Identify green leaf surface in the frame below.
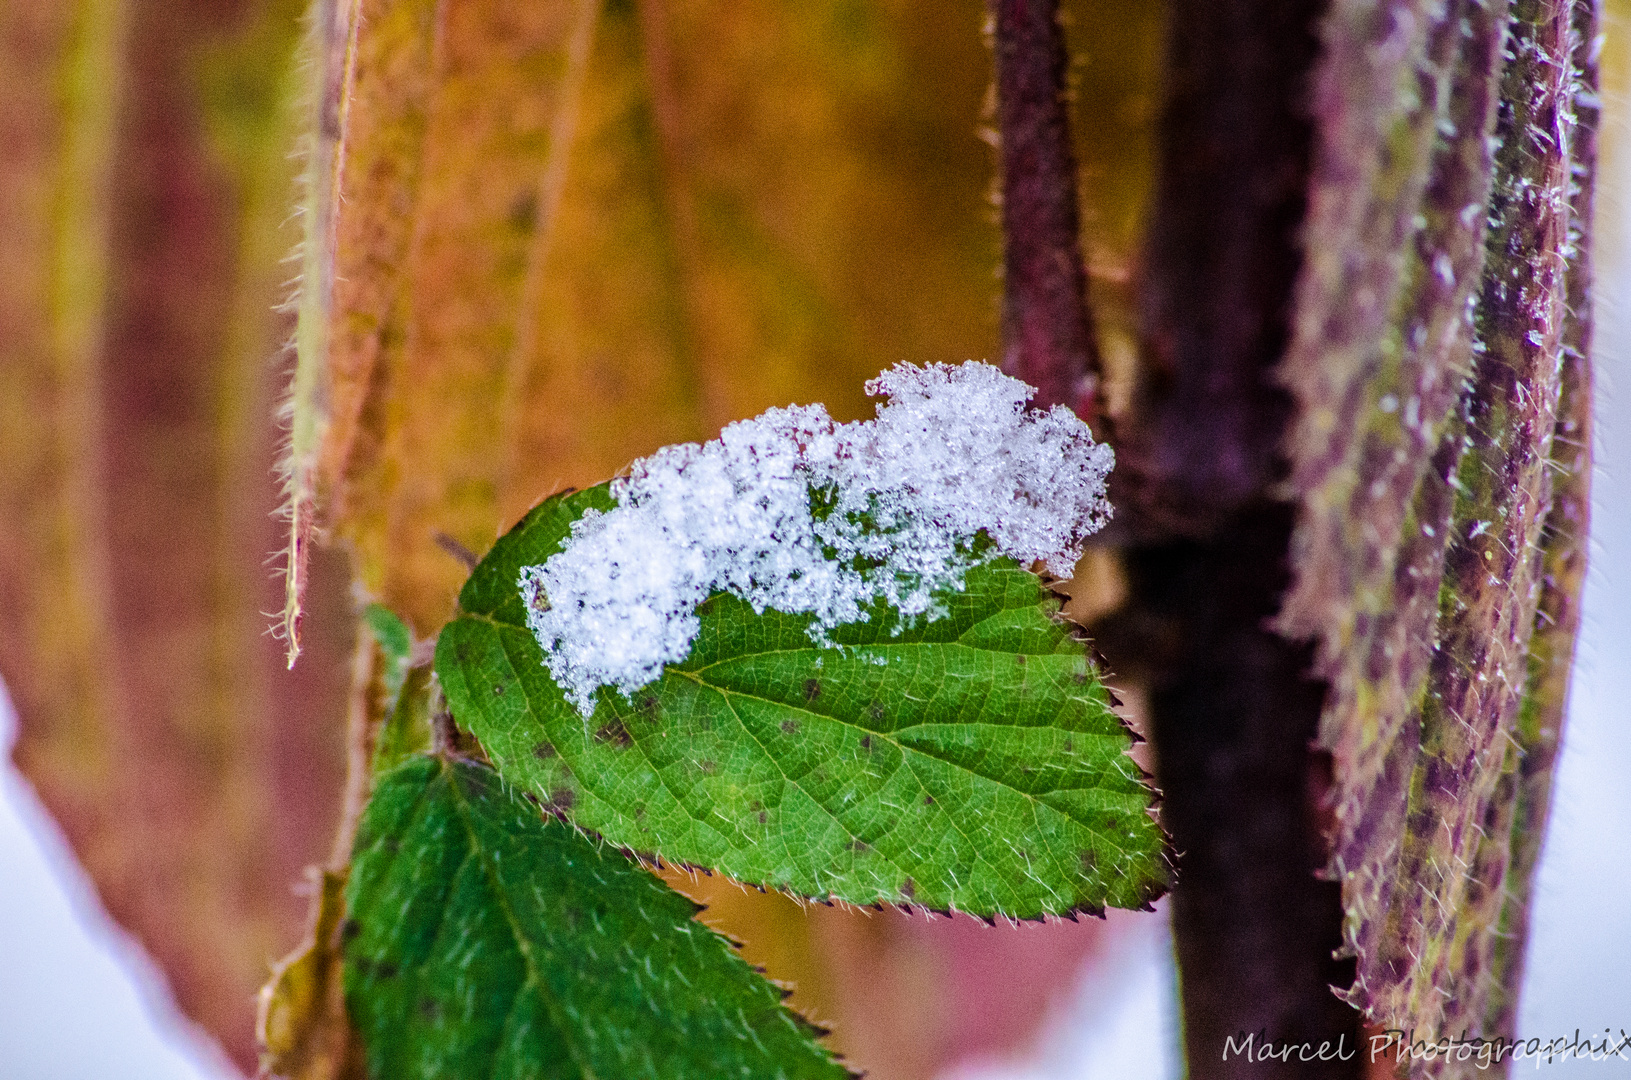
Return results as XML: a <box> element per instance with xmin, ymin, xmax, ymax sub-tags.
<box><xmin>345</xmin><ymin>754</ymin><xmax>850</xmax><ymax>1080</ymax></box>
<box><xmin>364</xmin><ymin>602</ymin><xmax>414</xmax><ymax>703</ymax></box>
<box><xmin>371</xmin><ymin>663</ymin><xmax>433</xmax><ymax>777</ymax></box>
<box><xmin>436</xmin><ymin>486</ymin><xmax>1167</xmax><ymax>918</ymax></box>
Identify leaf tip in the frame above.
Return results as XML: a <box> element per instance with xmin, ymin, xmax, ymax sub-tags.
<box><xmin>276</xmin><ymin>489</ymin><xmax>312</xmax><ymax>669</ymax></box>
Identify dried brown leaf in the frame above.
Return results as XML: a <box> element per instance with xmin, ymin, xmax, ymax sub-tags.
<box><xmin>302</xmin><ymin>0</ymin><xmax>1009</xmax><ymax>636</ymax></box>
<box><xmin>0</xmin><ymin>0</ymin><xmax>353</xmax><ymax>1069</ymax></box>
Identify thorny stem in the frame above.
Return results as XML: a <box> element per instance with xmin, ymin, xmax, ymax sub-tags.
<box><xmin>989</xmin><ymin>0</ymin><xmax>1102</xmax><ymax>424</ymax></box>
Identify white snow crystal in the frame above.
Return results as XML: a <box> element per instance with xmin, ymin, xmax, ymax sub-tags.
<box><xmin>520</xmin><ymin>361</ymin><xmax>1114</xmax><ymax>715</ymax></box>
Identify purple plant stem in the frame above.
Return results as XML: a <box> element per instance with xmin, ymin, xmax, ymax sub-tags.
<box><xmin>990</xmin><ymin>0</ymin><xmax>1099</xmax><ymax>419</ymax></box>
<box><xmin>1090</xmin><ymin>1</ymin><xmax>1362</xmax><ymax>1075</ymax></box>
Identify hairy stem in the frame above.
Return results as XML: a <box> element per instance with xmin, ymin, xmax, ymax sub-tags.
<box><xmin>989</xmin><ymin>0</ymin><xmax>1100</xmax><ymax>421</ymax></box>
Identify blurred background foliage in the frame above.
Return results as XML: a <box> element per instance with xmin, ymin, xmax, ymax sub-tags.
<box><xmin>0</xmin><ymin>0</ymin><xmax>1165</xmax><ymax>1076</ymax></box>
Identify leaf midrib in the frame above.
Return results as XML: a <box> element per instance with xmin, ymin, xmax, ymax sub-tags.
<box><xmin>442</xmin><ymin>762</ymin><xmax>599</xmax><ymax>1080</ymax></box>
<box><xmin>681</xmin><ymin>671</ymin><xmax>1144</xmax><ymax>869</ymax></box>
<box><xmin>450</xmin><ymin>541</ymin><xmax>1156</xmax><ymax>911</ymax></box>
<box><xmin>466</xmin><ymin>604</ymin><xmax>1142</xmax><ymax>886</ymax></box>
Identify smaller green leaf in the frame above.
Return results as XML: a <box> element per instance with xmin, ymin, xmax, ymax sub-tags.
<box><xmin>363</xmin><ymin>602</ymin><xmax>414</xmax><ymax>702</ymax></box>
<box><xmin>370</xmin><ymin>664</ymin><xmax>433</xmax><ymax>776</ymax></box>
<box><xmin>344</xmin><ymin>755</ymin><xmax>851</xmax><ymax>1080</ymax></box>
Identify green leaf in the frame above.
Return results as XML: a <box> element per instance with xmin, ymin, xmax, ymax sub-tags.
<box><xmin>371</xmin><ymin>663</ymin><xmax>433</xmax><ymax>777</ymax></box>
<box><xmin>345</xmin><ymin>754</ymin><xmax>850</xmax><ymax>1080</ymax></box>
<box><xmin>364</xmin><ymin>602</ymin><xmax>414</xmax><ymax>703</ymax></box>
<box><xmin>364</xmin><ymin>602</ymin><xmax>413</xmax><ymax>666</ymax></box>
<box><xmin>436</xmin><ymin>486</ymin><xmax>1167</xmax><ymax>918</ymax></box>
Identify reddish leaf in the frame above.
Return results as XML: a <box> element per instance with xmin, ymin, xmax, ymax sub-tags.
<box><xmin>0</xmin><ymin>1</ymin><xmax>353</xmax><ymax>1069</ymax></box>
<box><xmin>1279</xmin><ymin>0</ymin><xmax>1595</xmax><ymax>1056</ymax></box>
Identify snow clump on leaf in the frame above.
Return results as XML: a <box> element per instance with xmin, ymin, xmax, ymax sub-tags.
<box><xmin>520</xmin><ymin>360</ymin><xmax>1114</xmax><ymax>715</ymax></box>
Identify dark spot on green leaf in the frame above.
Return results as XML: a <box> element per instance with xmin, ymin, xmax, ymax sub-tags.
<box><xmin>780</xmin><ymin>719</ymin><xmax>799</xmax><ymax>734</ymax></box>
<box><xmin>922</xmin><ymin>794</ymin><xmax>935</xmax><ymax>805</ymax></box>
<box><xmin>533</xmin><ymin>741</ymin><xmax>556</xmax><ymax>760</ymax></box>
<box><xmin>900</xmin><ymin>878</ymin><xmax>916</xmax><ymax>900</ymax></box>
<box><xmin>848</xmin><ymin>839</ymin><xmax>870</xmax><ymax>853</ymax></box>
<box><xmin>340</xmin><ymin>918</ymin><xmax>360</xmax><ymax>942</ymax></box>
<box><xmin>415</xmin><ymin>996</ymin><xmax>440</xmax><ymax>1021</ymax></box>
<box><xmin>867</xmin><ymin>702</ymin><xmax>885</xmax><ymax>722</ymax></box>
<box><xmin>1072</xmin><ymin>671</ymin><xmax>1089</xmax><ymax>685</ymax></box>
<box><xmin>1015</xmin><ymin>654</ymin><xmax>1027</xmax><ymax>665</ymax></box>
<box><xmin>758</xmin><ymin>811</ymin><xmax>769</xmax><ymax>824</ymax></box>
<box><xmin>595</xmin><ymin>720</ymin><xmax>632</xmax><ymax>747</ymax></box>
<box><xmin>546</xmin><ymin>789</ymin><xmax>576</xmax><ymax>814</ymax></box>
<box><xmin>803</xmin><ymin>679</ymin><xmax>821</xmax><ymax>701</ymax></box>
<box><xmin>860</xmin><ymin>735</ymin><xmax>873</xmax><ymax>751</ymax></box>
<box><xmin>1080</xmin><ymin>848</ymin><xmax>1098</xmax><ymax>874</ymax></box>
<box><xmin>698</xmin><ymin>759</ymin><xmax>718</xmax><ymax>775</ymax></box>
<box><xmin>493</xmin><ymin>682</ymin><xmax>506</xmax><ymax>696</ymax></box>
